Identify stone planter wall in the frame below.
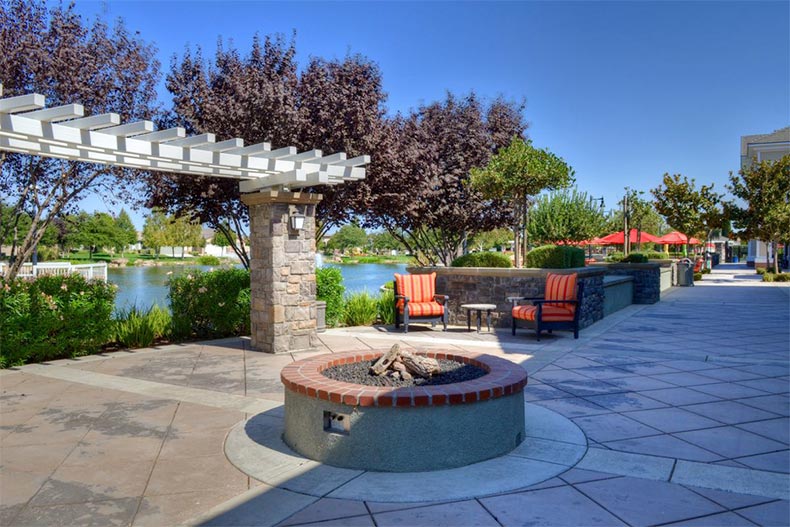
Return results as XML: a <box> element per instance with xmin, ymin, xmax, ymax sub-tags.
<box><xmin>406</xmin><ymin>267</ymin><xmax>605</xmax><ymax>329</ymax></box>
<box><xmin>595</xmin><ymin>262</ymin><xmax>664</xmax><ymax>304</ymax></box>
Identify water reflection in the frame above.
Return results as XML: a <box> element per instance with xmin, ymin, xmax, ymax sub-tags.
<box><xmin>108</xmin><ymin>261</ymin><xmax>409</xmax><ymax>311</ymax></box>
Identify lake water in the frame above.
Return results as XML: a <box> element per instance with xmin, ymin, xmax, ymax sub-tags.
<box><xmin>107</xmin><ymin>261</ymin><xmax>408</xmax><ymax>310</ymax></box>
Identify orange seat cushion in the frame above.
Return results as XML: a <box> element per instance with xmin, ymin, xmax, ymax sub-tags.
<box><xmin>395</xmin><ymin>273</ymin><xmax>437</xmax><ymax>312</ymax></box>
<box><xmin>545</xmin><ymin>273</ymin><xmax>578</xmax><ymax>311</ymax></box>
<box><xmin>399</xmin><ymin>301</ymin><xmax>445</xmax><ymax>317</ymax></box>
<box><xmin>512</xmin><ymin>304</ymin><xmax>575</xmax><ymax>322</ymax></box>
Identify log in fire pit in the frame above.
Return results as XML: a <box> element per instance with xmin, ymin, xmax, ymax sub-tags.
<box><xmin>280</xmin><ymin>346</ymin><xmax>528</xmax><ymax>472</ymax></box>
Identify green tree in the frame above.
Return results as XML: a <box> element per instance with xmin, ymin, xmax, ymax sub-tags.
<box><xmin>114</xmin><ymin>209</ymin><xmax>138</xmax><ymax>257</ymax></box>
<box><xmin>212</xmin><ymin>224</ymin><xmax>236</xmax><ymax>247</ymax></box>
<box><xmin>727</xmin><ymin>155</ymin><xmax>790</xmax><ymax>273</ymax></box>
<box><xmin>470</xmin><ymin>137</ymin><xmax>575</xmax><ymax>267</ymax></box>
<box><xmin>469</xmin><ymin>228</ymin><xmax>513</xmax><ymax>252</ymax></box>
<box><xmin>651</xmin><ymin>174</ymin><xmax>721</xmax><ymax>256</ymax></box>
<box><xmin>527</xmin><ymin>189</ymin><xmax>608</xmax><ymax>246</ymax></box>
<box><xmin>69</xmin><ymin>212</ymin><xmax>121</xmax><ymax>260</ymax></box>
<box><xmin>165</xmin><ymin>214</ymin><xmax>203</xmax><ymax>258</ymax></box>
<box><xmin>327</xmin><ymin>224</ymin><xmax>368</xmax><ymax>253</ymax></box>
<box><xmin>369</xmin><ymin>230</ymin><xmax>404</xmax><ymax>254</ymax></box>
<box><xmin>142</xmin><ymin>210</ymin><xmax>169</xmax><ymax>259</ymax></box>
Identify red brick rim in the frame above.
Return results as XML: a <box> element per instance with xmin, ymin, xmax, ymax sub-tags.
<box><xmin>280</xmin><ymin>350</ymin><xmax>528</xmax><ymax>408</ymax></box>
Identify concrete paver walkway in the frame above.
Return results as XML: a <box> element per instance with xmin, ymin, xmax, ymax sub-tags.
<box><xmin>1</xmin><ymin>263</ymin><xmax>788</xmax><ymax>526</ymax></box>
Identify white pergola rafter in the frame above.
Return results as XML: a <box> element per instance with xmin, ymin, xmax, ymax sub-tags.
<box><xmin>0</xmin><ymin>85</ymin><xmax>369</xmax><ymax>192</ymax></box>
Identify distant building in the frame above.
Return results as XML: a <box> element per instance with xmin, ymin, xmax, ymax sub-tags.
<box><xmin>740</xmin><ymin>127</ymin><xmax>790</xmax><ymax>268</ymax></box>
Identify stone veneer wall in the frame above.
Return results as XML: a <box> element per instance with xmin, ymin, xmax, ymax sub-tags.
<box><xmin>243</xmin><ymin>191</ymin><xmax>320</xmax><ymax>354</ymax></box>
<box><xmin>597</xmin><ymin>263</ymin><xmax>664</xmax><ymax>304</ymax></box>
<box><xmin>406</xmin><ymin>267</ymin><xmax>605</xmax><ymax>329</ymax></box>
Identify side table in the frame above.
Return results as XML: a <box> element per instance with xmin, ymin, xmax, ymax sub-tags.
<box><xmin>460</xmin><ymin>303</ymin><xmax>497</xmax><ymax>333</ymax></box>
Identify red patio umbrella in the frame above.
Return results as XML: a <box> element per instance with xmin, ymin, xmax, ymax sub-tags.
<box><xmin>656</xmin><ymin>232</ymin><xmax>701</xmax><ymax>245</ymax></box>
<box><xmin>597</xmin><ymin>229</ymin><xmax>660</xmax><ymax>245</ymax></box>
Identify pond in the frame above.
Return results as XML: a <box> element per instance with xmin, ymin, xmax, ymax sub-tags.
<box><xmin>107</xmin><ymin>261</ymin><xmax>409</xmax><ymax>311</ymax></box>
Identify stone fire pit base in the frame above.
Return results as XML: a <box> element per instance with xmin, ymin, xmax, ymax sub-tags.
<box><xmin>281</xmin><ymin>350</ymin><xmax>529</xmax><ymax>472</ymax></box>
<box><xmin>224</xmin><ymin>403</ymin><xmax>587</xmax><ymax>503</ymax></box>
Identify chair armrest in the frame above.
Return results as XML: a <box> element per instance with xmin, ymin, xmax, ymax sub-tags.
<box><xmin>395</xmin><ymin>294</ymin><xmax>410</xmax><ymax>303</ymax></box>
<box><xmin>509</xmin><ymin>296</ymin><xmax>543</xmax><ymax>306</ymax></box>
<box><xmin>434</xmin><ymin>294</ymin><xmax>449</xmax><ymax>304</ymax></box>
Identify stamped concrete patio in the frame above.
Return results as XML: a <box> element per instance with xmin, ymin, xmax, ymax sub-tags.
<box><xmin>1</xmin><ymin>263</ymin><xmax>788</xmax><ymax>526</ymax></box>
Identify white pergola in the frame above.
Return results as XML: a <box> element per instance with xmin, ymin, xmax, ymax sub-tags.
<box><xmin>0</xmin><ymin>85</ymin><xmax>369</xmax><ymax>192</ymax></box>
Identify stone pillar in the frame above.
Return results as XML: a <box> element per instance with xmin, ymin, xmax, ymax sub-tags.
<box><xmin>241</xmin><ymin>190</ymin><xmax>322</xmax><ymax>354</ymax></box>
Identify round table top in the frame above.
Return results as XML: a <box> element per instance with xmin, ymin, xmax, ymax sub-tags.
<box><xmin>460</xmin><ymin>303</ymin><xmax>498</xmax><ymax>310</ymax></box>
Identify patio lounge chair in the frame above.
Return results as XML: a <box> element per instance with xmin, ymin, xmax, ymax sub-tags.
<box><xmin>393</xmin><ymin>272</ymin><xmax>449</xmax><ymax>333</ymax></box>
<box><xmin>510</xmin><ymin>272</ymin><xmax>583</xmax><ymax>341</ymax></box>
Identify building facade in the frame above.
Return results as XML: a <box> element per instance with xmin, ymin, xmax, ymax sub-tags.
<box><xmin>740</xmin><ymin>127</ymin><xmax>790</xmax><ymax>268</ymax></box>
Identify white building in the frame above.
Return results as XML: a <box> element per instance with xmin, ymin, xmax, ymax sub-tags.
<box><xmin>740</xmin><ymin>127</ymin><xmax>790</xmax><ymax>268</ymax></box>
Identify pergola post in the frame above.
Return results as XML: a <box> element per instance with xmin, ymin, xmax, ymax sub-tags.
<box><xmin>242</xmin><ymin>190</ymin><xmax>323</xmax><ymax>354</ymax></box>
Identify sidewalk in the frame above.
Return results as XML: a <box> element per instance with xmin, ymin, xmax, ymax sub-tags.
<box><xmin>1</xmin><ymin>263</ymin><xmax>788</xmax><ymax>526</ymax></box>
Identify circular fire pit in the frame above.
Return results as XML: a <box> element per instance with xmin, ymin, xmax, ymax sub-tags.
<box><xmin>280</xmin><ymin>349</ymin><xmax>528</xmax><ymax>472</ymax></box>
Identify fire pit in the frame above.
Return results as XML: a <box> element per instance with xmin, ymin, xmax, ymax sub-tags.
<box><xmin>280</xmin><ymin>348</ymin><xmax>528</xmax><ymax>472</ymax></box>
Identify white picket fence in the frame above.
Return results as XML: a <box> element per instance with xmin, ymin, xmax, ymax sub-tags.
<box><xmin>0</xmin><ymin>262</ymin><xmax>108</xmax><ymax>281</ymax></box>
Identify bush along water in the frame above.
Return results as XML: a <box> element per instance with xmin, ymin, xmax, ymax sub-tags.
<box><xmin>168</xmin><ymin>268</ymin><xmax>250</xmax><ymax>340</ymax></box>
<box><xmin>451</xmin><ymin>252</ymin><xmax>512</xmax><ymax>268</ymax></box>
<box><xmin>114</xmin><ymin>303</ymin><xmax>172</xmax><ymax>349</ymax></box>
<box><xmin>526</xmin><ymin>245</ymin><xmax>585</xmax><ymax>268</ymax></box>
<box><xmin>317</xmin><ymin>266</ymin><xmax>345</xmax><ymax>327</ymax></box>
<box><xmin>343</xmin><ymin>291</ymin><xmax>379</xmax><ymax>326</ymax></box>
<box><xmin>0</xmin><ymin>274</ymin><xmax>116</xmax><ymax>367</ymax></box>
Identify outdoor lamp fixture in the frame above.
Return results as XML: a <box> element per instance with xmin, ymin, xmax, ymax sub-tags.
<box><xmin>289</xmin><ymin>213</ymin><xmax>306</xmax><ymax>231</ymax></box>
<box><xmin>590</xmin><ymin>196</ymin><xmax>605</xmax><ymax>211</ymax></box>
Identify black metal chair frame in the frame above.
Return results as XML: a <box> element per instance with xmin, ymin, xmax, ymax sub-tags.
<box><xmin>393</xmin><ymin>279</ymin><xmax>449</xmax><ymax>333</ymax></box>
<box><xmin>509</xmin><ymin>281</ymin><xmax>584</xmax><ymax>341</ymax></box>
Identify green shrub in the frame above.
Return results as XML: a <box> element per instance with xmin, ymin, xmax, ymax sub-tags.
<box><xmin>114</xmin><ymin>303</ymin><xmax>172</xmax><ymax>348</ymax></box>
<box><xmin>317</xmin><ymin>266</ymin><xmax>345</xmax><ymax>327</ymax></box>
<box><xmin>701</xmin><ymin>268</ymin><xmax>711</xmax><ymax>274</ymax></box>
<box><xmin>621</xmin><ymin>253</ymin><xmax>648</xmax><ymax>263</ymax></box>
<box><xmin>196</xmin><ymin>255</ymin><xmax>221</xmax><ymax>266</ymax></box>
<box><xmin>763</xmin><ymin>272</ymin><xmax>790</xmax><ymax>282</ymax></box>
<box><xmin>36</xmin><ymin>246</ymin><xmax>59</xmax><ymax>261</ymax></box>
<box><xmin>168</xmin><ymin>268</ymin><xmax>250</xmax><ymax>340</ymax></box>
<box><xmin>343</xmin><ymin>291</ymin><xmax>379</xmax><ymax>326</ymax></box>
<box><xmin>451</xmin><ymin>252</ymin><xmax>512</xmax><ymax>268</ymax></box>
<box><xmin>0</xmin><ymin>274</ymin><xmax>116</xmax><ymax>367</ymax></box>
<box><xmin>377</xmin><ymin>289</ymin><xmax>395</xmax><ymax>325</ymax></box>
<box><xmin>381</xmin><ymin>281</ymin><xmax>394</xmax><ymax>290</ymax></box>
<box><xmin>526</xmin><ymin>245</ymin><xmax>585</xmax><ymax>269</ymax></box>
<box><xmin>605</xmin><ymin>251</ymin><xmax>624</xmax><ymax>262</ymax></box>
<box><xmin>756</xmin><ymin>268</ymin><xmax>766</xmax><ymax>275</ymax></box>
<box><xmin>643</xmin><ymin>251</ymin><xmax>669</xmax><ymax>260</ymax></box>
<box><xmin>693</xmin><ymin>272</ymin><xmax>703</xmax><ymax>281</ymax></box>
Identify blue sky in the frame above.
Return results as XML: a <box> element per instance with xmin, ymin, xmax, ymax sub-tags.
<box><xmin>71</xmin><ymin>0</ymin><xmax>790</xmax><ymax>229</ymax></box>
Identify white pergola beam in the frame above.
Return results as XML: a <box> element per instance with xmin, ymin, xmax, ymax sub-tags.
<box><xmin>202</xmin><ymin>138</ymin><xmax>244</xmax><ymax>151</ymax></box>
<box><xmin>165</xmin><ymin>133</ymin><xmax>215</xmax><ymax>147</ymax></box>
<box><xmin>0</xmin><ymin>90</ymin><xmax>368</xmax><ymax>191</ymax></box>
<box><xmin>61</xmin><ymin>113</ymin><xmax>120</xmax><ymax>130</ymax></box>
<box><xmin>22</xmin><ymin>104</ymin><xmax>84</xmax><ymax>122</ymax></box>
<box><xmin>102</xmin><ymin>120</ymin><xmax>154</xmax><ymax>136</ymax></box>
<box><xmin>135</xmin><ymin>127</ymin><xmax>185</xmax><ymax>142</ymax></box>
<box><xmin>0</xmin><ymin>93</ymin><xmax>45</xmax><ymax>113</ymax></box>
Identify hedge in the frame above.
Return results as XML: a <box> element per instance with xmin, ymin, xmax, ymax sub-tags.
<box><xmin>168</xmin><ymin>268</ymin><xmax>250</xmax><ymax>340</ymax></box>
<box><xmin>0</xmin><ymin>274</ymin><xmax>116</xmax><ymax>367</ymax></box>
<box><xmin>525</xmin><ymin>245</ymin><xmax>585</xmax><ymax>268</ymax></box>
<box><xmin>317</xmin><ymin>266</ymin><xmax>345</xmax><ymax>327</ymax></box>
<box><xmin>451</xmin><ymin>252</ymin><xmax>512</xmax><ymax>268</ymax></box>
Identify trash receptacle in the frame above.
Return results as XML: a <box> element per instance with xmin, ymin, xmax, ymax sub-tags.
<box><xmin>732</xmin><ymin>256</ymin><xmax>739</xmax><ymax>263</ymax></box>
<box><xmin>678</xmin><ymin>258</ymin><xmax>694</xmax><ymax>286</ymax></box>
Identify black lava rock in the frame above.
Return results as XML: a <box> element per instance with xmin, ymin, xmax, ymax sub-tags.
<box><xmin>322</xmin><ymin>359</ymin><xmax>487</xmax><ymax>387</ymax></box>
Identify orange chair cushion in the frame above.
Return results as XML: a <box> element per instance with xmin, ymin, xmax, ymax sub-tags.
<box><xmin>395</xmin><ymin>273</ymin><xmax>436</xmax><ymax>304</ymax></box>
<box><xmin>545</xmin><ymin>273</ymin><xmax>578</xmax><ymax>310</ymax></box>
<box><xmin>512</xmin><ymin>304</ymin><xmax>575</xmax><ymax>322</ymax></box>
<box><xmin>399</xmin><ymin>301</ymin><xmax>445</xmax><ymax>317</ymax></box>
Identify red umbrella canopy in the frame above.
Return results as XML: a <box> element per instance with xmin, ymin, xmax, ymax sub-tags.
<box><xmin>597</xmin><ymin>229</ymin><xmax>659</xmax><ymax>245</ymax></box>
<box><xmin>656</xmin><ymin>231</ymin><xmax>701</xmax><ymax>244</ymax></box>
